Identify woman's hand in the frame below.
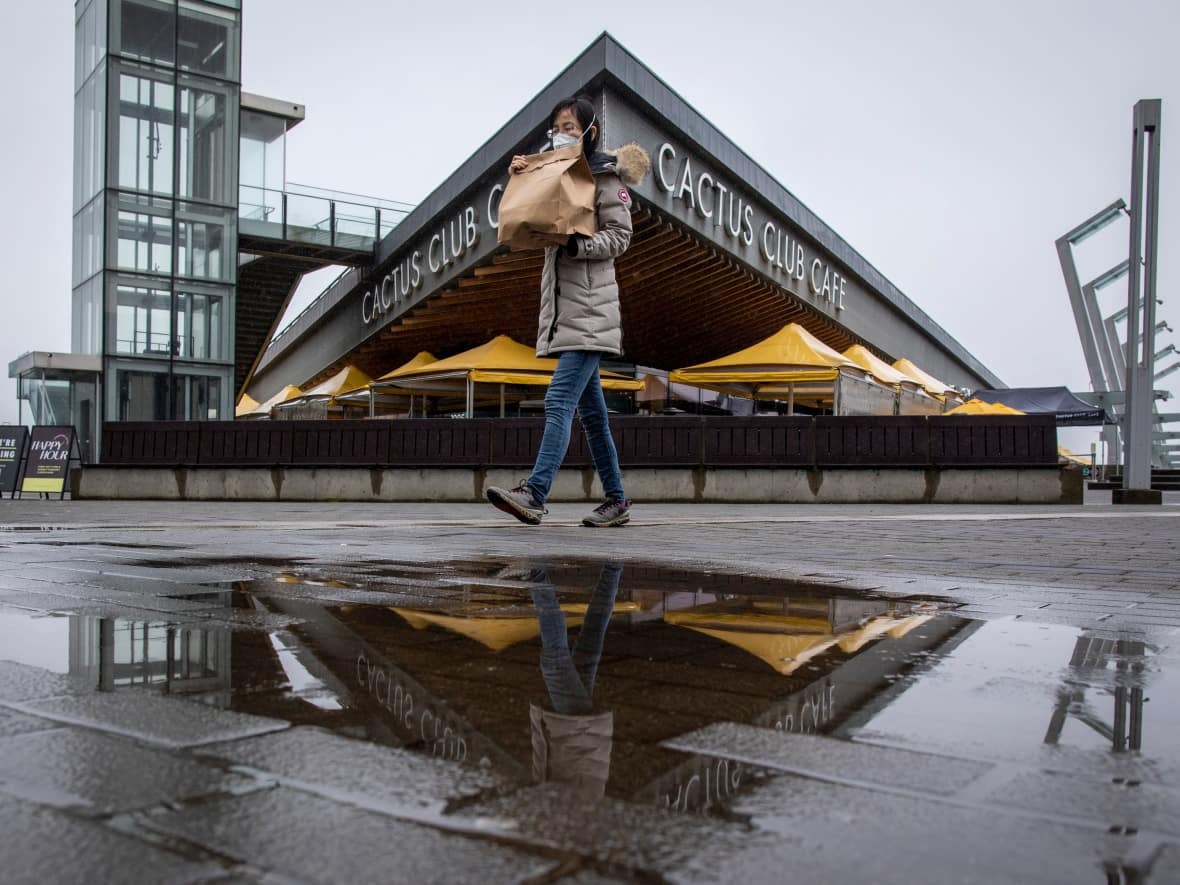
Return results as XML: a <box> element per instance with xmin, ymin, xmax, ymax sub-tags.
<box><xmin>508</xmin><ymin>155</ymin><xmax>528</xmax><ymax>174</ymax></box>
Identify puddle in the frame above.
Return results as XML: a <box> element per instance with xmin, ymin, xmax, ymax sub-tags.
<box><xmin>1</xmin><ymin>559</ymin><xmax>1177</xmax><ymax>820</ymax></box>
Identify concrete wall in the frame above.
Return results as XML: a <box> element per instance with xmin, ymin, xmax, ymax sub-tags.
<box><xmin>73</xmin><ymin>465</ymin><xmax>1083</xmax><ymax>505</ymax></box>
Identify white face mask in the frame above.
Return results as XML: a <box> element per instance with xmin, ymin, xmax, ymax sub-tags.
<box><xmin>550</xmin><ymin>132</ymin><xmax>580</xmax><ymax>149</ymax></box>
<box><xmin>547</xmin><ymin>115</ymin><xmax>597</xmax><ymax>151</ymax></box>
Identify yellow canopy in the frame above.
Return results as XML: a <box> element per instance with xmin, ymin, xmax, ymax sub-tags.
<box><xmin>665</xmin><ymin>605</ymin><xmax>931</xmax><ymax>674</ymax></box>
<box><xmin>376</xmin><ymin>351</ymin><xmax>440</xmax><ymax>382</ymax></box>
<box><xmin>377</xmin><ymin>335</ymin><xmax>642</xmax><ymax>392</ymax></box>
<box><xmin>668</xmin><ymin>323</ymin><xmax>864</xmax><ymax>396</ymax></box>
<box><xmin>842</xmin><ymin>345</ymin><xmax>918</xmax><ymax>388</ymax></box>
<box><xmin>891</xmin><ymin>358</ymin><xmax>955</xmax><ymax>398</ymax></box>
<box><xmin>296</xmin><ymin>364</ymin><xmax>373</xmax><ymax>400</ymax></box>
<box><xmin>945</xmin><ymin>397</ymin><xmax>1025</xmax><ymax>416</ymax></box>
<box><xmin>391</xmin><ymin>601</ymin><xmax>640</xmax><ymax>652</ymax></box>
<box><xmin>234</xmin><ymin>393</ymin><xmax>260</xmax><ymax>418</ymax></box>
<box><xmin>335</xmin><ymin>353</ymin><xmax>439</xmax><ymax>403</ymax></box>
<box><xmin>238</xmin><ymin>384</ymin><xmax>303</xmax><ymax>418</ymax></box>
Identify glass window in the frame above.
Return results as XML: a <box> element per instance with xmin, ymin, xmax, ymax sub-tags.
<box><xmin>110</xmin><ymin>194</ymin><xmax>174</xmax><ymax>275</ymax></box>
<box><xmin>75</xmin><ymin>0</ymin><xmax>108</xmax><ymax>89</ymax></box>
<box><xmin>178</xmin><ymin>1</ymin><xmax>240</xmax><ymax>81</ymax></box>
<box><xmin>72</xmin><ymin>275</ymin><xmax>104</xmax><ymax>354</ymax></box>
<box><xmin>113</xmin><ymin>65</ymin><xmax>175</xmax><ymax>195</ymax></box>
<box><xmin>176</xmin><ymin>202</ymin><xmax>234</xmax><ymax>281</ymax></box>
<box><xmin>112</xmin><ymin>363</ymin><xmax>170</xmax><ymax>420</ymax></box>
<box><xmin>72</xmin><ymin>193</ymin><xmax>105</xmax><ymax>286</ymax></box>
<box><xmin>110</xmin><ymin>0</ymin><xmax>176</xmax><ymax>67</ymax></box>
<box><xmin>170</xmin><ymin>370</ymin><xmax>226</xmax><ymax>419</ymax></box>
<box><xmin>175</xmin><ymin>283</ymin><xmax>230</xmax><ymax>360</ymax></box>
<box><xmin>74</xmin><ymin>62</ymin><xmax>107</xmax><ymax>210</ymax></box>
<box><xmin>110</xmin><ymin>280</ymin><xmax>173</xmax><ymax>355</ymax></box>
<box><xmin>177</xmin><ymin>78</ymin><xmax>237</xmax><ymax>204</ymax></box>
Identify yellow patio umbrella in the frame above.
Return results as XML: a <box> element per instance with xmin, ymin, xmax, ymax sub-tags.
<box><xmin>842</xmin><ymin>345</ymin><xmax>917</xmax><ymax>388</ymax></box>
<box><xmin>944</xmin><ymin>397</ymin><xmax>1025</xmax><ymax>415</ymax></box>
<box><xmin>668</xmin><ymin>323</ymin><xmax>867</xmax><ymax>413</ymax></box>
<box><xmin>271</xmin><ymin>365</ymin><xmax>372</xmax><ymax>416</ymax></box>
<box><xmin>376</xmin><ymin>335</ymin><xmax>642</xmax><ymax>417</ymax></box>
<box><xmin>334</xmin><ymin>352</ymin><xmax>438</xmax><ymax>417</ymax></box>
<box><xmin>891</xmin><ymin>358</ymin><xmax>957</xmax><ymax>400</ymax></box>
<box><xmin>234</xmin><ymin>392</ymin><xmax>260</xmax><ymax>418</ymax></box>
<box><xmin>238</xmin><ymin>384</ymin><xmax>302</xmax><ymax>419</ymax></box>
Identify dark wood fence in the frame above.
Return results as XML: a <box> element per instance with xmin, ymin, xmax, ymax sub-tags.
<box><xmin>100</xmin><ymin>415</ymin><xmax>1058</xmax><ymax>469</ymax></box>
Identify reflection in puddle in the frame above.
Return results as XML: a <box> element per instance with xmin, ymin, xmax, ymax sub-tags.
<box><xmin>0</xmin><ymin>559</ymin><xmax>1175</xmax><ymax>821</ymax></box>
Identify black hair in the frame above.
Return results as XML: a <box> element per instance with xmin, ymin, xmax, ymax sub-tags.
<box><xmin>549</xmin><ymin>95</ymin><xmax>599</xmax><ymax>152</ymax></box>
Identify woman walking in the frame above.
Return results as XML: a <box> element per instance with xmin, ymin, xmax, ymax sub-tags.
<box><xmin>486</xmin><ymin>96</ymin><xmax>649</xmax><ymax>527</ymax></box>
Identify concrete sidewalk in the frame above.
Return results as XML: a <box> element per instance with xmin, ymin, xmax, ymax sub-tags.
<box><xmin>0</xmin><ymin>495</ymin><xmax>1178</xmax><ymax>883</ymax></box>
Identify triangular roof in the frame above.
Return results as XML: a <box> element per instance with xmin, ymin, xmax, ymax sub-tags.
<box><xmin>971</xmin><ymin>387</ymin><xmax>1111</xmax><ymax>425</ymax></box>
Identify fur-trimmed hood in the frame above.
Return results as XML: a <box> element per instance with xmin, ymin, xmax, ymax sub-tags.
<box><xmin>589</xmin><ymin>143</ymin><xmax>651</xmax><ymax>186</ymax></box>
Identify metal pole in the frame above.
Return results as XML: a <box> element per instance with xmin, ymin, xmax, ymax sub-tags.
<box><xmin>1120</xmin><ymin>99</ymin><xmax>1162</xmax><ymax>502</ymax></box>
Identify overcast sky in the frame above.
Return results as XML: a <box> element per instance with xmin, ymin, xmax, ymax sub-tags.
<box><xmin>2</xmin><ymin>1</ymin><xmax>1177</xmax><ymax>454</ymax></box>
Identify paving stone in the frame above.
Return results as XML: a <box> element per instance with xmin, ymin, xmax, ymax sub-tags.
<box><xmin>143</xmin><ymin>786</ymin><xmax>552</xmax><ymax>884</ymax></box>
<box><xmin>0</xmin><ymin>709</ymin><xmax>62</xmax><ymax>737</ymax></box>
<box><xmin>718</xmin><ymin>773</ymin><xmax>1131</xmax><ymax>885</ymax></box>
<box><xmin>449</xmin><ymin>782</ymin><xmax>776</xmax><ymax>875</ymax></box>
<box><xmin>0</xmin><ymin>727</ymin><xmax>253</xmax><ymax>814</ymax></box>
<box><xmin>0</xmin><ymin>793</ymin><xmax>223</xmax><ymax>885</ymax></box>
<box><xmin>983</xmin><ymin>769</ymin><xmax>1180</xmax><ymax>837</ymax></box>
<box><xmin>0</xmin><ymin>660</ymin><xmax>89</xmax><ymax>702</ymax></box>
<box><xmin>196</xmin><ymin>725</ymin><xmax>507</xmax><ymax>816</ymax></box>
<box><xmin>10</xmin><ymin>691</ymin><xmax>289</xmax><ymax>749</ymax></box>
<box><xmin>662</xmin><ymin>722</ymin><xmax>994</xmax><ymax>796</ymax></box>
<box><xmin>1145</xmin><ymin>844</ymin><xmax>1180</xmax><ymax>884</ymax></box>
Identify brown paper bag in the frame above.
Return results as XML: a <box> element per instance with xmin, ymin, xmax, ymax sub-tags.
<box><xmin>497</xmin><ymin>142</ymin><xmax>597</xmax><ymax>251</ymax></box>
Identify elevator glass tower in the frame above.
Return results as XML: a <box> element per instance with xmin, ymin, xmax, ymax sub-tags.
<box><xmin>73</xmin><ymin>0</ymin><xmax>242</xmax><ymax>424</ymax></box>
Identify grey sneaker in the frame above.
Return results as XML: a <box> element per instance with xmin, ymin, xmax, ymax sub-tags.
<box><xmin>582</xmin><ymin>497</ymin><xmax>632</xmax><ymax>527</ymax></box>
<box><xmin>487</xmin><ymin>482</ymin><xmax>547</xmax><ymax>525</ymax></box>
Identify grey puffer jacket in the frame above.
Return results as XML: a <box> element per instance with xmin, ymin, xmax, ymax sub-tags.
<box><xmin>536</xmin><ymin>143</ymin><xmax>651</xmax><ymax>357</ymax></box>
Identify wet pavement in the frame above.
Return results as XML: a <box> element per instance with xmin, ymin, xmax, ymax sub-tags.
<box><xmin>0</xmin><ymin>497</ymin><xmax>1178</xmax><ymax>883</ymax></box>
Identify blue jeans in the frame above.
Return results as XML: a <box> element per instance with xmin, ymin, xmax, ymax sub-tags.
<box><xmin>531</xmin><ymin>561</ymin><xmax>622</xmax><ymax>715</ymax></box>
<box><xmin>527</xmin><ymin>351</ymin><xmax>624</xmax><ymax>504</ymax></box>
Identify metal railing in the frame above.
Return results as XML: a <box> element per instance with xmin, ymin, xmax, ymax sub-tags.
<box><xmin>238</xmin><ymin>184</ymin><xmax>414</xmax><ymax>250</ymax></box>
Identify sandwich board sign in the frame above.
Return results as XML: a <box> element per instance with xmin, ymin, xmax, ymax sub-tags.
<box><xmin>20</xmin><ymin>426</ymin><xmax>80</xmax><ymax>498</ymax></box>
<box><xmin>0</xmin><ymin>426</ymin><xmax>28</xmax><ymax>497</ymax></box>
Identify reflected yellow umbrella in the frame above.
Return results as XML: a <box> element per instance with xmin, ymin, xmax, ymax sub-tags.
<box><xmin>665</xmin><ymin>605</ymin><xmax>933</xmax><ymax>674</ymax></box>
<box><xmin>391</xmin><ymin>602</ymin><xmax>640</xmax><ymax>652</ymax></box>
<box><xmin>664</xmin><ymin>607</ymin><xmax>838</xmax><ymax>675</ymax></box>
